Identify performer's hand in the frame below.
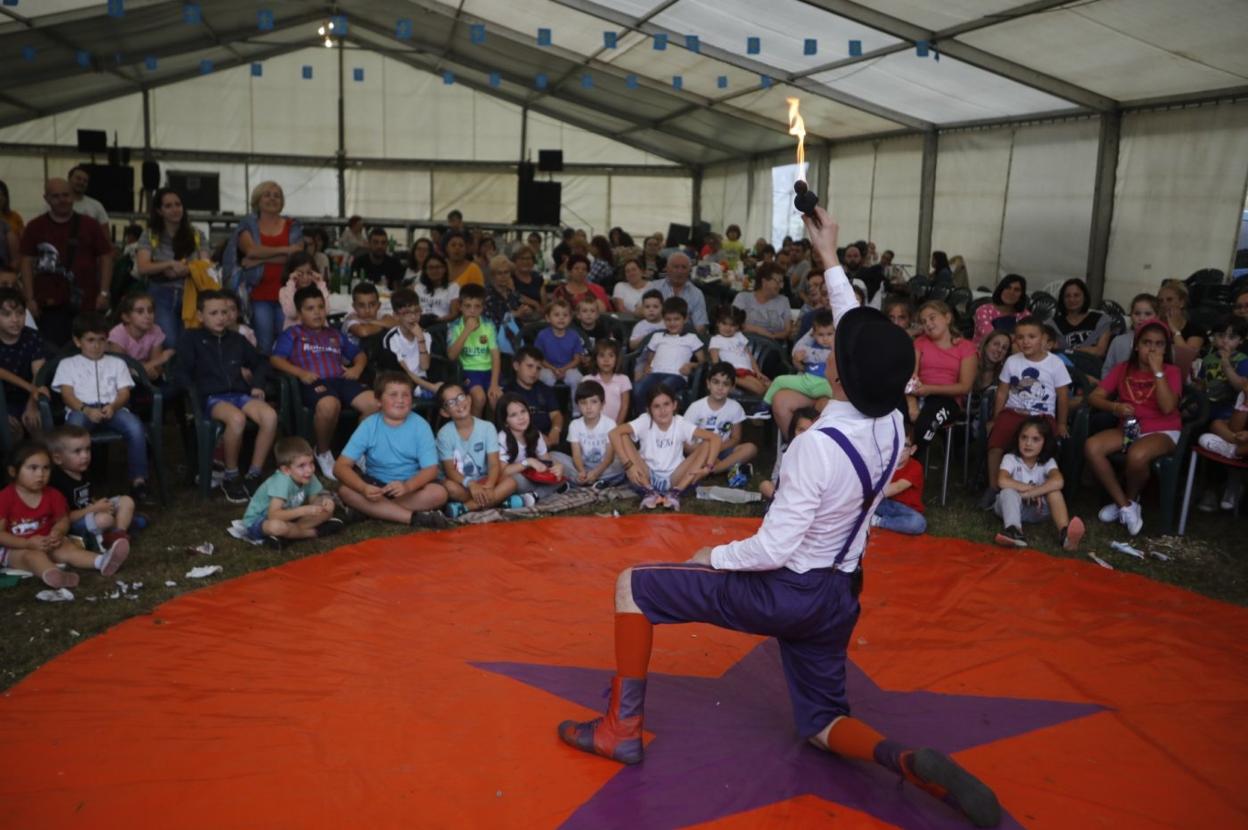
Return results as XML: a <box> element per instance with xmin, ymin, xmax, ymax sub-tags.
<box><xmin>686</xmin><ymin>547</ymin><xmax>713</xmax><ymax>566</ymax></box>
<box><xmin>802</xmin><ymin>206</ymin><xmax>839</xmax><ymax>270</ymax></box>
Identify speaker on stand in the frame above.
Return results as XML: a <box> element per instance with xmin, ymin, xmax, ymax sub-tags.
<box><xmin>139</xmin><ymin>160</ymin><xmax>161</xmax><ymax>214</ymax></box>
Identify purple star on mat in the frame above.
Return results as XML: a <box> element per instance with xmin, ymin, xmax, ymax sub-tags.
<box><xmin>474</xmin><ymin>641</ymin><xmax>1104</xmax><ymax>829</ymax></box>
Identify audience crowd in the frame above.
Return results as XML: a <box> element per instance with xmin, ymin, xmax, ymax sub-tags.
<box><xmin>1</xmin><ymin>169</ymin><xmax>1246</xmax><ymax>594</ymax></box>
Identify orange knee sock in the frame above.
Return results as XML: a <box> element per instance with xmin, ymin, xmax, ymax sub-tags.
<box><xmin>823</xmin><ymin>716</ymin><xmax>886</xmax><ymax>762</ymax></box>
<box><xmin>615</xmin><ymin>613</ymin><xmax>653</xmax><ymax>679</ymax></box>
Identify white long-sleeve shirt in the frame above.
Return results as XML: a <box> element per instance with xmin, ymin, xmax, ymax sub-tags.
<box><xmin>710</xmin><ymin>265</ymin><xmax>902</xmax><ymax>574</ymax></box>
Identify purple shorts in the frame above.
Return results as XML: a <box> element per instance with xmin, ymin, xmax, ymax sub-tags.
<box><xmin>204</xmin><ymin>392</ymin><xmax>254</xmax><ymax>419</ymax></box>
<box><xmin>631</xmin><ymin>562</ymin><xmax>859</xmax><ymax>738</ymax></box>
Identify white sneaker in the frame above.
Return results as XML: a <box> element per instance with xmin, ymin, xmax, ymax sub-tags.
<box><xmin>520</xmin><ymin>493</ymin><xmax>537</xmax><ymax>508</ymax></box>
<box><xmin>1197</xmin><ymin>489</ymin><xmax>1220</xmax><ymax>513</ymax></box>
<box><xmin>1222</xmin><ymin>477</ymin><xmax>1243</xmax><ymax>512</ymax></box>
<box><xmin>1098</xmin><ymin>503</ymin><xmax>1121</xmax><ymax>523</ymax></box>
<box><xmin>316</xmin><ymin>451</ymin><xmax>337</xmax><ymax>480</ymax></box>
<box><xmin>1120</xmin><ymin>501</ymin><xmax>1143</xmax><ymax>536</ymax></box>
<box><xmin>1198</xmin><ymin>433</ymin><xmax>1239</xmax><ymax>459</ymax></box>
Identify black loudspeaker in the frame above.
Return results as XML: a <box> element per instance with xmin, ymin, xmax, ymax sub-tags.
<box><xmin>77</xmin><ymin>129</ymin><xmax>107</xmax><ymax>153</ymax></box>
<box><xmin>166</xmin><ymin>170</ymin><xmax>220</xmax><ymax>212</ymax></box>
<box><xmin>537</xmin><ymin>150</ymin><xmax>564</xmax><ymax>172</ymax></box>
<box><xmin>84</xmin><ymin>164</ymin><xmax>134</xmax><ymax>213</ymax></box>
<box><xmin>142</xmin><ymin>160</ymin><xmax>161</xmax><ymax>191</ymax></box>
<box><xmin>666</xmin><ymin>223</ymin><xmax>691</xmax><ymax>247</ymax></box>
<box><xmin>517</xmin><ymin>181</ymin><xmax>561</xmax><ymax>225</ymax></box>
<box><xmin>690</xmin><ymin>221</ymin><xmax>712</xmax><ymax>248</ymax></box>
<box><xmin>518</xmin><ymin>161</ymin><xmax>536</xmax><ymax>183</ymax></box>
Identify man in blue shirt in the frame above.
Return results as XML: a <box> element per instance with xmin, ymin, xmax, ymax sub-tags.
<box><xmin>656</xmin><ymin>253</ymin><xmax>708</xmax><ymax>335</ymax></box>
<box><xmin>332</xmin><ymin>372</ymin><xmax>449</xmax><ymax>528</ymax></box>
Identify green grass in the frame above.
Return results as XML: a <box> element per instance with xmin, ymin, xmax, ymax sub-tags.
<box><xmin>2</xmin><ymin>436</ymin><xmax>1244</xmax><ymax>692</ymax></box>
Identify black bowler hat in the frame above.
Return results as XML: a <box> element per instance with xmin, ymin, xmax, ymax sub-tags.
<box><xmin>834</xmin><ymin>307</ymin><xmax>916</xmax><ymax>418</ymax></box>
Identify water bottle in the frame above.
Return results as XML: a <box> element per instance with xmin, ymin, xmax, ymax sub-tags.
<box><xmin>1122</xmin><ymin>417</ymin><xmax>1140</xmax><ymax>448</ymax></box>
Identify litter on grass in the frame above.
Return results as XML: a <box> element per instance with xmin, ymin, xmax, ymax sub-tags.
<box><xmin>186</xmin><ymin>565</ymin><xmax>223</xmax><ymax>579</ymax></box>
<box><xmin>1110</xmin><ymin>541</ymin><xmax>1145</xmax><ymax>559</ymax></box>
<box><xmin>165</xmin><ymin>580</ymin><xmax>177</xmax><ymax>587</ymax></box>
<box><xmin>35</xmin><ymin>588</ymin><xmax>74</xmax><ymax>602</ymax></box>
<box><xmin>1089</xmin><ymin>552</ymin><xmax>1114</xmax><ymax>570</ymax></box>
<box><xmin>189</xmin><ymin>542</ymin><xmax>214</xmax><ymax>556</ymax></box>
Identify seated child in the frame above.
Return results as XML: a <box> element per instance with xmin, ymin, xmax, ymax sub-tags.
<box><xmin>495</xmin><ymin>393</ymin><xmax>574</xmax><ymax>503</ymax></box>
<box><xmin>760</xmin><ymin>406</ymin><xmax>819</xmax><ymax>500</ymax></box>
<box><xmin>221</xmin><ymin>289</ymin><xmax>257</xmax><ymax>348</ymax></box>
<box><xmin>447</xmin><ymin>283</ymin><xmax>501</xmax><ymax>417</ymax></box>
<box><xmin>683</xmin><ymin>362</ymin><xmax>758</xmax><ymax>487</ymax></box>
<box><xmin>342</xmin><ymin>281</ymin><xmax>397</xmax><ymax>343</ymax></box>
<box><xmin>0</xmin><ymin>442</ymin><xmax>127</xmax><ymax>589</ymax></box>
<box><xmin>708</xmin><ymin>306</ymin><xmax>769</xmax><ymax>397</ymax></box>
<box><xmin>568</xmin><ymin>380</ymin><xmax>625</xmax><ymax>489</ymax></box>
<box><xmin>178</xmin><ymin>290</ymin><xmax>279</xmax><ymax>501</ymax></box>
<box><xmin>1197</xmin><ymin>315</ymin><xmax>1248</xmax><ymax>423</ymax></box>
<box><xmin>435</xmin><ymin>383</ymin><xmax>521</xmax><ymax>517</ymax></box>
<box><xmin>628</xmin><ymin>289</ymin><xmax>665</xmax><ymax>350</ymax></box>
<box><xmin>583</xmin><ymin>339</ymin><xmax>631</xmax><ymax>424</ymax></box>
<box><xmin>0</xmin><ymin>287</ymin><xmax>49</xmax><ymax>441</ymax></box>
<box><xmin>984</xmin><ymin>319</ymin><xmax>1071</xmax><ymax>500</ymax></box>
<box><xmin>382</xmin><ymin>288</ymin><xmax>439</xmax><ymax>399</ymax></box>
<box><xmin>573</xmin><ymin>296</ymin><xmax>612</xmax><ymax>370</ymax></box>
<box><xmin>870</xmin><ymin>440</ymin><xmax>926</xmax><ymax>535</ymax></box>
<box><xmin>610</xmin><ymin>382</ymin><xmax>721</xmax><ymax>511</ymax></box>
<box><xmin>505</xmin><ymin>347</ymin><xmax>564</xmax><ymax>448</ymax></box>
<box><xmin>535</xmin><ymin>298</ymin><xmax>586</xmax><ymax>396</ymax></box>
<box><xmin>763</xmin><ymin>308</ymin><xmax>835</xmax><ymax>408</ymax></box>
<box><xmin>277</xmin><ymin>252</ymin><xmax>331</xmax><ymax>331</ymax></box>
<box><xmin>52</xmin><ymin>313</ymin><xmax>151</xmax><ymax>502</ymax></box>
<box><xmin>107</xmin><ymin>292</ymin><xmax>173</xmax><ymax>381</ymax></box>
<box><xmin>1196</xmin><ymin>390</ymin><xmax>1248</xmax><ymax>510</ymax></box>
<box><xmin>271</xmin><ymin>285</ymin><xmax>380</xmax><ymax>479</ymax></box>
<box><xmin>48</xmin><ymin>424</ymin><xmax>135</xmax><ymax>557</ymax></box>
<box><xmin>238</xmin><ymin>436</ymin><xmax>341</xmax><ymax>549</ymax></box>
<box><xmin>333</xmin><ymin>372</ymin><xmax>450</xmax><ymax>527</ymax></box>
<box><xmin>634</xmin><ymin>296</ymin><xmax>704</xmax><ymax>404</ymax></box>
<box><xmin>994</xmin><ymin>417</ymin><xmax>1084</xmax><ymax>551</ymax></box>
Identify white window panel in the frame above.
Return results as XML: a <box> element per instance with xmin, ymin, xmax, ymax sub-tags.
<box><xmin>250</xmin><ymin>49</ymin><xmax>339</xmax><ymax>157</ymax></box>
<box><xmin>960</xmin><ymin>0</ymin><xmax>1248</xmax><ymax>102</ymax></box>
<box><xmin>724</xmin><ymin>84</ymin><xmax>903</xmax><ymax>139</ymax></box>
<box><xmin>153</xmin><ymin>63</ymin><xmax>254</xmax><ymax>153</ymax></box>
<box><xmin>248</xmin><ymin>163</ymin><xmax>339</xmax><ymax>218</ymax></box>
<box><xmin>655</xmin><ymin>0</ymin><xmax>904</xmax><ymax>74</ymax></box>
<box><xmin>432</xmin><ymin>171</ymin><xmax>517</xmax><ymax>223</ymax></box>
<box><xmin>1106</xmin><ymin>102</ymin><xmax>1248</xmax><ymax>303</ymax></box>
<box><xmin>846</xmin><ymin>0</ymin><xmax>1023</xmax><ymax>32</ymax></box>
<box><xmin>347</xmin><ymin>169</ymin><xmax>433</xmax><ymax>220</ymax></box>
<box><xmin>813</xmin><ymin>52</ymin><xmax>1073</xmax><ymax>124</ymax></box>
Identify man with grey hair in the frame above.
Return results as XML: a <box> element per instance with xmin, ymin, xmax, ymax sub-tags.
<box><xmin>656</xmin><ymin>252</ymin><xmax>708</xmax><ymax>335</ymax></box>
<box><xmin>19</xmin><ymin>178</ymin><xmax>113</xmax><ymax>346</ymax></box>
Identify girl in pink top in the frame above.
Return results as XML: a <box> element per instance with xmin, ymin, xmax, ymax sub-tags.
<box><xmin>911</xmin><ymin>300</ymin><xmax>978</xmax><ymax>450</ymax></box>
<box><xmin>583</xmin><ymin>339</ymin><xmax>631</xmax><ymax>423</ymax></box>
<box><xmin>278</xmin><ymin>252</ymin><xmax>331</xmax><ymax>331</ymax></box>
<box><xmin>974</xmin><ymin>274</ymin><xmax>1030</xmax><ymax>343</ymax></box>
<box><xmin>1084</xmin><ymin>319</ymin><xmax>1182</xmax><ymax>536</ymax></box>
<box><xmin>107</xmin><ymin>292</ymin><xmax>172</xmax><ymax>381</ymax></box>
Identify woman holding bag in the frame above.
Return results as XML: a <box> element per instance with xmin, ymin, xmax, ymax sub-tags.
<box><xmin>135</xmin><ymin>187</ymin><xmax>210</xmax><ymax>348</ymax></box>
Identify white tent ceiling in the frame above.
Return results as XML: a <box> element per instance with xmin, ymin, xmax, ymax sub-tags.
<box><xmin>3</xmin><ymin>0</ymin><xmax>1246</xmax><ymax>166</ymax></box>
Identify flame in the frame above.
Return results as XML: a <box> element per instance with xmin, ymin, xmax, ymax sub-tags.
<box><xmin>786</xmin><ymin>96</ymin><xmax>806</xmax><ymax>168</ymax></box>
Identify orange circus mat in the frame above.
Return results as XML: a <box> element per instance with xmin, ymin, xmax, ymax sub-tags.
<box><xmin>1</xmin><ymin>516</ymin><xmax>1246</xmax><ymax>829</ymax></box>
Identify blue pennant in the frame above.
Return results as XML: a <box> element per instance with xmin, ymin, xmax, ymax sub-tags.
<box><xmin>848</xmin><ymin>39</ymin><xmax>862</xmax><ymax>57</ymax></box>
<box><xmin>330</xmin><ymin>15</ymin><xmax>347</xmax><ymax>35</ymax></box>
<box><xmin>747</xmin><ymin>36</ymin><xmax>760</xmax><ymax>55</ymax></box>
<box><xmin>717</xmin><ymin>75</ymin><xmax>728</xmax><ymax>89</ymax></box>
<box><xmin>488</xmin><ymin>72</ymin><xmax>501</xmax><ymax>88</ymax></box>
<box><xmin>107</xmin><ymin>0</ymin><xmax>124</xmax><ymax>18</ymax></box>
<box><xmin>535</xmin><ymin>73</ymin><xmax>548</xmax><ymax>90</ymax></box>
<box><xmin>537</xmin><ymin>28</ymin><xmax>551</xmax><ymax>47</ymax></box>
<box><xmin>301</xmin><ymin>65</ymin><xmax>312</xmax><ymax>80</ymax></box>
<box><xmin>804</xmin><ymin>38</ymin><xmax>817</xmax><ymax>56</ymax></box>
<box><xmin>199</xmin><ymin>59</ymin><xmax>214</xmax><ymax>75</ymax></box>
<box><xmin>183</xmin><ymin>3</ymin><xmax>201</xmax><ymax>25</ymax></box>
<box><xmin>626</xmin><ymin>74</ymin><xmax>638</xmax><ymax>90</ymax></box>
<box><xmin>602</xmin><ymin>31</ymin><xmax>617</xmax><ymax>49</ymax></box>
<box><xmin>395</xmin><ymin>18</ymin><xmax>413</xmax><ymax>40</ymax></box>
<box><xmin>250</xmin><ymin>62</ymin><xmax>262</xmax><ymax>77</ymax></box>
<box><xmin>469</xmin><ymin>23</ymin><xmax>485</xmax><ymax>44</ymax></box>
<box><xmin>257</xmin><ymin>9</ymin><xmax>274</xmax><ymax>32</ymax></box>
<box><xmin>75</xmin><ymin>50</ymin><xmax>91</xmax><ymax>68</ymax></box>
<box><xmin>144</xmin><ymin>55</ymin><xmax>157</xmax><ymax>71</ymax></box>
<box><xmin>353</xmin><ymin>67</ymin><xmax>364</xmax><ymax>82</ymax></box>
<box><xmin>653</xmin><ymin>33</ymin><xmax>667</xmax><ymax>51</ymax></box>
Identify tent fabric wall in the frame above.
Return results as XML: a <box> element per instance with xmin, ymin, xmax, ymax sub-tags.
<box><xmin>931</xmin><ymin>129</ymin><xmax>1015</xmax><ymax>290</ymax></box>
<box><xmin>432</xmin><ymin>171</ymin><xmax>518</xmax><ymax>224</ymax></box>
<box><xmin>825</xmin><ymin>136</ymin><xmax>922</xmax><ymax>271</ymax></box>
<box><xmin>0</xmin><ymin>154</ymin><xmax>49</xmax><ymax>222</ymax></box>
<box><xmin>609</xmin><ymin>175</ymin><xmax>693</xmax><ymax>240</ymax></box>
<box><xmin>346</xmin><ymin>169</ymin><xmax>433</xmax><ymax>220</ymax></box>
<box><xmin>699</xmin><ymin>165</ymin><xmax>753</xmax><ymax>241</ymax></box>
<box><xmin>553</xmin><ymin>174</ymin><xmax>609</xmax><ymax>238</ymax></box>
<box><xmin>1105</xmin><ymin>101</ymin><xmax>1248</xmax><ymax>303</ymax></box>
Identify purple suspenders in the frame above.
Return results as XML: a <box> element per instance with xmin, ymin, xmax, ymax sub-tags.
<box><xmin>817</xmin><ymin>425</ymin><xmax>900</xmax><ymax>568</ymax></box>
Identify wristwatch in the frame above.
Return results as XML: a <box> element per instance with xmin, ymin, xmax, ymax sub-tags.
<box><xmin>1153</xmin><ymin>371</ymin><xmax>1165</xmax><ymax>379</ymax></box>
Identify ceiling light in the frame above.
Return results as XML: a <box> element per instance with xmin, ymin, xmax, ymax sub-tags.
<box><xmin>324</xmin><ymin>37</ymin><xmax>334</xmax><ymax>48</ymax></box>
<box><xmin>317</xmin><ymin>25</ymin><xmax>325</xmax><ymax>35</ymax></box>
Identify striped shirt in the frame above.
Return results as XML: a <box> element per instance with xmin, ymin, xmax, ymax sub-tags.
<box><xmin>272</xmin><ymin>325</ymin><xmax>359</xmax><ymax>380</ymax></box>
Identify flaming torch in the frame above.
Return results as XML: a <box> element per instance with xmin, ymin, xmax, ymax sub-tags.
<box><xmin>787</xmin><ymin>97</ymin><xmax>820</xmax><ymax>224</ymax></box>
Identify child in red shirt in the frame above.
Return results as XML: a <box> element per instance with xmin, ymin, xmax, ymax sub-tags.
<box><xmin>870</xmin><ymin>441</ymin><xmax>926</xmax><ymax>534</ymax></box>
<box><xmin>0</xmin><ymin>443</ymin><xmax>127</xmax><ymax>590</ymax></box>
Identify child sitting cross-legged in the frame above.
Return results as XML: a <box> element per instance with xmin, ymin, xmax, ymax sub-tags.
<box><xmin>270</xmin><ymin>285</ymin><xmax>380</xmax><ymax>480</ymax></box>
<box><xmin>634</xmin><ymin>296</ymin><xmax>704</xmax><ymax>404</ymax></box>
<box><xmin>381</xmin><ymin>288</ymin><xmax>440</xmax><ymax>400</ymax></box>
<box><xmin>48</xmin><ymin>424</ymin><xmax>136</xmax><ymax>559</ymax></box>
<box><xmin>0</xmin><ymin>442</ymin><xmax>127</xmax><ymax>590</ymax></box>
<box><xmin>436</xmin><ymin>382</ymin><xmax>522</xmax><ymax>517</ymax></box>
<box><xmin>52</xmin><ymin>313</ymin><xmax>152</xmax><ymax>503</ymax></box>
<box><xmin>332</xmin><ymin>372</ymin><xmax>450</xmax><ymax>528</ymax></box>
<box><xmin>870</xmin><ymin>439</ymin><xmax>926</xmax><ymax>535</ymax></box>
<box><xmin>683</xmin><ymin>362</ymin><xmax>758</xmax><ymax>488</ymax></box>
<box><xmin>994</xmin><ymin>416</ymin><xmax>1084</xmax><ymax>551</ymax></box>
<box><xmin>495</xmin><ymin>392</ymin><xmax>575</xmax><ymax>505</ymax></box>
<box><xmin>236</xmin><ymin>436</ymin><xmax>342</xmax><ymax>549</ymax></box>
<box><xmin>568</xmin><ymin>380</ymin><xmax>626</xmax><ymax>489</ymax></box>
<box><xmin>610</xmin><ymin>382</ymin><xmax>721</xmax><ymax>511</ymax></box>
<box><xmin>177</xmin><ymin>290</ymin><xmax>279</xmax><ymax>502</ymax></box>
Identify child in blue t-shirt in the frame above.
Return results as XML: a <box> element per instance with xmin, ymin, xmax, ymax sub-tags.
<box><xmin>333</xmin><ymin>372</ymin><xmax>450</xmax><ymax>528</ymax></box>
<box><xmin>535</xmin><ymin>298</ymin><xmax>585</xmax><ymax>399</ymax></box>
<box><xmin>233</xmin><ymin>436</ymin><xmax>340</xmax><ymax>549</ymax></box>
<box><xmin>435</xmin><ymin>383</ymin><xmax>522</xmax><ymax>517</ymax></box>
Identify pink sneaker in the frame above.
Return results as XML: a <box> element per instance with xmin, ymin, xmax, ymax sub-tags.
<box><xmin>640</xmin><ymin>492</ymin><xmax>660</xmax><ymax>510</ymax></box>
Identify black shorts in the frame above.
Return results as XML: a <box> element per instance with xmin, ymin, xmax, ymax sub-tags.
<box><xmin>300</xmin><ymin>376</ymin><xmax>367</xmax><ymax>409</ymax></box>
